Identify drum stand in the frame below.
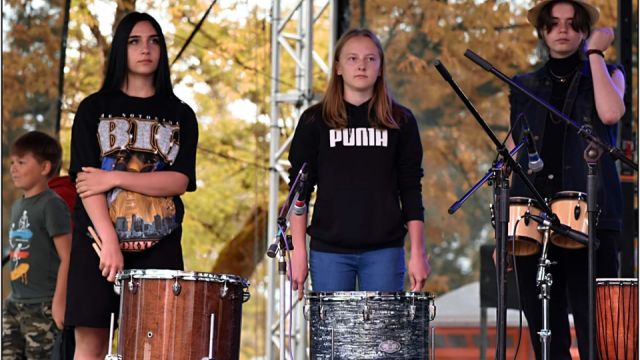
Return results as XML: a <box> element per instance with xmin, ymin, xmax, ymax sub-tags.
<box><xmin>105</xmin><ymin>313</ymin><xmax>122</xmax><ymax>360</ymax></box>
<box><xmin>536</xmin><ymin>225</ymin><xmax>553</xmax><ymax>360</ymax></box>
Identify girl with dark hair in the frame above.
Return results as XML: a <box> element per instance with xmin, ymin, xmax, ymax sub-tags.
<box><xmin>65</xmin><ymin>12</ymin><xmax>198</xmax><ymax>359</ymax></box>
<box><xmin>288</xmin><ymin>29</ymin><xmax>431</xmax><ymax>299</ymax></box>
<box><xmin>507</xmin><ymin>1</ymin><xmax>625</xmax><ymax>358</ymax></box>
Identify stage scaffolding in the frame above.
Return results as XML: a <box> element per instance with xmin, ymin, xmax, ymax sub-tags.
<box><xmin>266</xmin><ymin>0</ymin><xmax>336</xmax><ymax>358</ymax></box>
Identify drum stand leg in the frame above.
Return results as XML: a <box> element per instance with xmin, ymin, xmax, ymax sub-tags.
<box><xmin>105</xmin><ymin>312</ymin><xmax>122</xmax><ymax>360</ymax></box>
<box><xmin>536</xmin><ymin>226</ymin><xmax>553</xmax><ymax>360</ymax></box>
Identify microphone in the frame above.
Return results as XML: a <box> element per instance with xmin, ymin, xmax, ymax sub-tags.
<box><xmin>522</xmin><ymin>115</ymin><xmax>544</xmax><ymax>172</ymax></box>
<box><xmin>525</xmin><ymin>213</ymin><xmax>588</xmax><ymax>246</ymax></box>
<box><xmin>292</xmin><ymin>168</ymin><xmax>308</xmax><ymax>216</ymax></box>
<box><xmin>266</xmin><ymin>241</ymin><xmax>279</xmax><ymax>258</ymax></box>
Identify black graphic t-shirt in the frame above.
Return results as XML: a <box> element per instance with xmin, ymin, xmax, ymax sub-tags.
<box><xmin>70</xmin><ymin>90</ymin><xmax>198</xmax><ymax>250</ymax></box>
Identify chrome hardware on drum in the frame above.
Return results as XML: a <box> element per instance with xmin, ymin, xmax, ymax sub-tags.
<box><xmin>305</xmin><ymin>292</ymin><xmax>435</xmax><ymax>359</ymax></box>
<box><xmin>114</xmin><ymin>269</ymin><xmax>250</xmax><ymax>360</ymax></box>
<box><xmin>507</xmin><ymin>197</ymin><xmax>542</xmax><ymax>256</ymax></box>
<box><xmin>596</xmin><ymin>278</ymin><xmax>638</xmax><ymax>360</ymax></box>
<box><xmin>549</xmin><ymin>191</ymin><xmax>588</xmax><ymax>249</ymax></box>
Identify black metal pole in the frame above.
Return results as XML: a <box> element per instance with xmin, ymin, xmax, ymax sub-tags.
<box><xmin>584</xmin><ymin>142</ymin><xmax>602</xmax><ymax>360</ymax></box>
<box><xmin>495</xmin><ymin>168</ymin><xmax>510</xmax><ymax>360</ymax></box>
<box><xmin>55</xmin><ymin>0</ymin><xmax>71</xmax><ymax>135</ymax></box>
<box><xmin>616</xmin><ymin>0</ymin><xmax>637</xmax><ymax>278</ymax></box>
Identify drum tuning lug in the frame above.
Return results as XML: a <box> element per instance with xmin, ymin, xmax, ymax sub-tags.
<box><xmin>242</xmin><ymin>291</ymin><xmax>251</xmax><ymax>303</ymax></box>
<box><xmin>428</xmin><ymin>298</ymin><xmax>436</xmax><ymax>321</ymax></box>
<box><xmin>128</xmin><ymin>279</ymin><xmax>138</xmax><ymax>294</ymax></box>
<box><xmin>303</xmin><ymin>304</ymin><xmax>310</xmax><ymax>321</ymax></box>
<box><xmin>362</xmin><ymin>304</ymin><xmax>371</xmax><ymax>321</ymax></box>
<box><xmin>574</xmin><ymin>203</ymin><xmax>581</xmax><ymax>220</ymax></box>
<box><xmin>320</xmin><ymin>305</ymin><xmax>326</xmax><ymax>321</ymax></box>
<box><xmin>409</xmin><ymin>305</ymin><xmax>416</xmax><ymax>320</ymax></box>
<box><xmin>173</xmin><ymin>281</ymin><xmax>182</xmax><ymax>296</ymax></box>
<box><xmin>220</xmin><ymin>282</ymin><xmax>229</xmax><ymax>298</ymax></box>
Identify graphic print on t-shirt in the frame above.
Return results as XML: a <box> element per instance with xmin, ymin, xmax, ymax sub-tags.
<box><xmin>329</xmin><ymin>128</ymin><xmax>388</xmax><ymax>147</ymax></box>
<box><xmin>9</xmin><ymin>210</ymin><xmax>32</xmax><ymax>283</ymax></box>
<box><xmin>97</xmin><ymin>114</ymin><xmax>180</xmax><ymax>250</ymax></box>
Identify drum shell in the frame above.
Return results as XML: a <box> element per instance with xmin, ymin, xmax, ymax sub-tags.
<box><xmin>549</xmin><ymin>191</ymin><xmax>588</xmax><ymax>249</ymax></box>
<box><xmin>596</xmin><ymin>278</ymin><xmax>638</xmax><ymax>360</ymax></box>
<box><xmin>306</xmin><ymin>292</ymin><xmax>435</xmax><ymax>359</ymax></box>
<box><xmin>117</xmin><ymin>270</ymin><xmax>248</xmax><ymax>360</ymax></box>
<box><xmin>508</xmin><ymin>197</ymin><xmax>542</xmax><ymax>256</ymax></box>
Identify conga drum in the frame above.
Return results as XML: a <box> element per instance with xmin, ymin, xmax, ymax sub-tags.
<box><xmin>596</xmin><ymin>278</ymin><xmax>638</xmax><ymax>360</ymax></box>
<box><xmin>115</xmin><ymin>269</ymin><xmax>250</xmax><ymax>360</ymax></box>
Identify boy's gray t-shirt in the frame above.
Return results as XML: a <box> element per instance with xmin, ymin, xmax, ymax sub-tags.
<box><xmin>8</xmin><ymin>189</ymin><xmax>71</xmax><ymax>303</ymax></box>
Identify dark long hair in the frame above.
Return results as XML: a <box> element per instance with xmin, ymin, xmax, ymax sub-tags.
<box><xmin>99</xmin><ymin>12</ymin><xmax>174</xmax><ymax>96</ymax></box>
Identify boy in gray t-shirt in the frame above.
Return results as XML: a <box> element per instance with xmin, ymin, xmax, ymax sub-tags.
<box><xmin>3</xmin><ymin>131</ymin><xmax>71</xmax><ymax>359</ymax></box>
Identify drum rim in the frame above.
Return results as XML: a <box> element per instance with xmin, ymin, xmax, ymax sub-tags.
<box><xmin>305</xmin><ymin>291</ymin><xmax>434</xmax><ymax>300</ymax></box>
<box><xmin>550</xmin><ymin>191</ymin><xmax>587</xmax><ymax>200</ymax></box>
<box><xmin>117</xmin><ymin>269</ymin><xmax>250</xmax><ymax>288</ymax></box>
<box><xmin>509</xmin><ymin>196</ymin><xmax>541</xmax><ymax>207</ymax></box>
<box><xmin>596</xmin><ymin>278</ymin><xmax>638</xmax><ymax>284</ymax></box>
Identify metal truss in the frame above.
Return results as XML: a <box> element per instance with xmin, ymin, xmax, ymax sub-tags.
<box><xmin>266</xmin><ymin>0</ymin><xmax>336</xmax><ymax>358</ymax></box>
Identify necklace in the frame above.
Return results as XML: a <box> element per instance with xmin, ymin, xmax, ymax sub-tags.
<box><xmin>548</xmin><ymin>67</ymin><xmax>576</xmax><ymax>83</ymax></box>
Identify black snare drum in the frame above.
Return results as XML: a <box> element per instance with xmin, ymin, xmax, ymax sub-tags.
<box><xmin>305</xmin><ymin>292</ymin><xmax>435</xmax><ymax>359</ymax></box>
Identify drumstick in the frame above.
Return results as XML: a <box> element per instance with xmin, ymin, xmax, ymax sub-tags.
<box><xmin>88</xmin><ymin>226</ymin><xmax>102</xmax><ymax>257</ymax></box>
<box><xmin>88</xmin><ymin>226</ymin><xmax>102</xmax><ymax>247</ymax></box>
<box><xmin>91</xmin><ymin>242</ymin><xmax>102</xmax><ymax>258</ymax></box>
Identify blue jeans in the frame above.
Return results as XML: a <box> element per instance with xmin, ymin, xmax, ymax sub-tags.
<box><xmin>309</xmin><ymin>247</ymin><xmax>405</xmax><ymax>291</ymax></box>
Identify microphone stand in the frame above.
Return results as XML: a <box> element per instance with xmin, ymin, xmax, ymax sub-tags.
<box><xmin>536</xmin><ymin>223</ymin><xmax>553</xmax><ymax>360</ymax></box>
<box><xmin>463</xmin><ymin>49</ymin><xmax>638</xmax><ymax>360</ymax></box>
<box><xmin>266</xmin><ymin>162</ymin><xmax>307</xmax><ymax>360</ymax></box>
<box><xmin>448</xmin><ymin>142</ymin><xmax>525</xmax><ymax>215</ymax></box>
<box><xmin>584</xmin><ymin>142</ymin><xmax>602</xmax><ymax>360</ymax></box>
<box><xmin>434</xmin><ymin>60</ymin><xmax>555</xmax><ymax>360</ymax></box>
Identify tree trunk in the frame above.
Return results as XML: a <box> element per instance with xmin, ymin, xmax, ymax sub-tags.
<box><xmin>210</xmin><ymin>206</ymin><xmax>268</xmax><ymax>279</ymax></box>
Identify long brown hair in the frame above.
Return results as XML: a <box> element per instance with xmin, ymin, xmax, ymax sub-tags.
<box><xmin>321</xmin><ymin>29</ymin><xmax>399</xmax><ymax>129</ymax></box>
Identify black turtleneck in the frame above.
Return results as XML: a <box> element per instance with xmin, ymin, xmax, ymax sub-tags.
<box><xmin>534</xmin><ymin>51</ymin><xmax>582</xmax><ymax>198</ymax></box>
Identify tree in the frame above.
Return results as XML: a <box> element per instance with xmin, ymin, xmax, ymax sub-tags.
<box><xmin>2</xmin><ymin>0</ymin><xmax>67</xmax><ymax>264</ymax></box>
